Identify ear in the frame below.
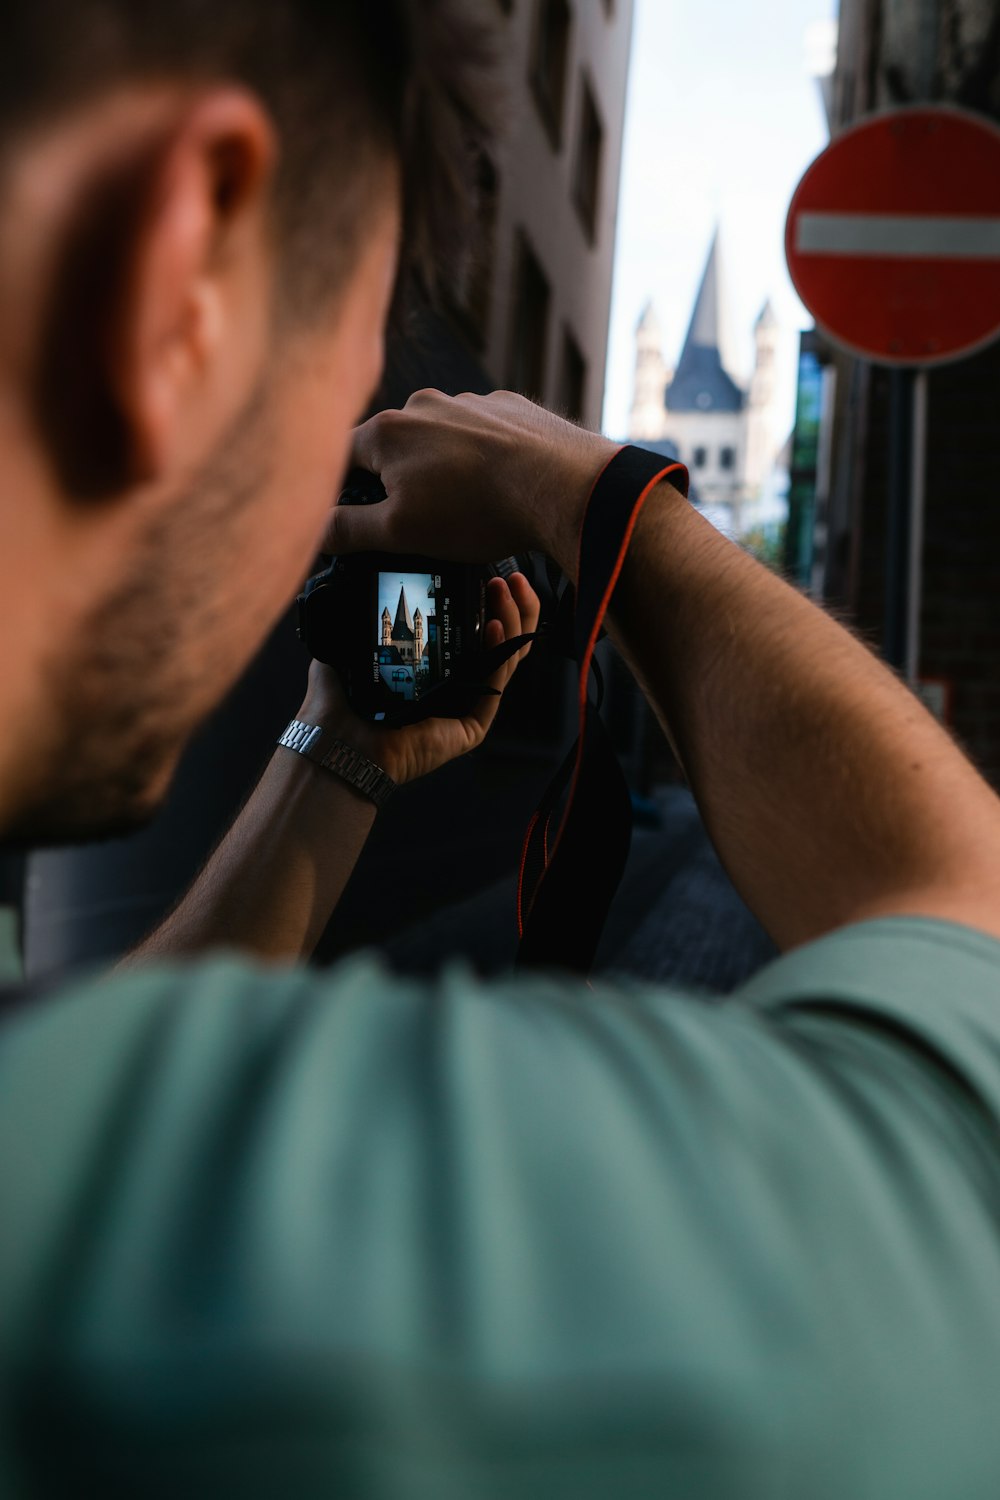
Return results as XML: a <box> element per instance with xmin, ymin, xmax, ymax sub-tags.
<box><xmin>110</xmin><ymin>90</ymin><xmax>278</xmax><ymax>483</ymax></box>
<box><xmin>33</xmin><ymin>89</ymin><xmax>277</xmax><ymax>499</ymax></box>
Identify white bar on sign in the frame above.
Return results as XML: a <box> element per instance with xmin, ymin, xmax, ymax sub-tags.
<box><xmin>796</xmin><ymin>213</ymin><xmax>1000</xmax><ymax>258</ymax></box>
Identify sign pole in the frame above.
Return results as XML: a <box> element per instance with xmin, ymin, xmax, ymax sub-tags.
<box><xmin>884</xmin><ymin>366</ymin><xmax>929</xmax><ymax>683</ymax></box>
<box><xmin>904</xmin><ymin>369</ymin><xmax>929</xmax><ymax>686</ymax></box>
<box><xmin>884</xmin><ymin>367</ymin><xmax>914</xmax><ymax>672</ymax></box>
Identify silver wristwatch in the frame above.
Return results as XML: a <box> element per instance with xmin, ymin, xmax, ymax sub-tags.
<box><xmin>277</xmin><ymin>719</ymin><xmax>397</xmax><ymax>810</ymax></box>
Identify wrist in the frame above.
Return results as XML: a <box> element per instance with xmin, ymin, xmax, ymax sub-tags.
<box><xmin>296</xmin><ymin>662</ymin><xmax>378</xmax><ymax>752</ymax></box>
<box><xmin>278</xmin><ymin>717</ymin><xmax>397</xmax><ymax>812</ymax></box>
<box><xmin>294</xmin><ymin>698</ymin><xmax>398</xmax><ymax>781</ymax></box>
<box><xmin>542</xmin><ymin>436</ymin><xmax>621</xmax><ymax>579</ymax></box>
<box><xmin>295</xmin><ymin>695</ymin><xmax>358</xmax><ymax>743</ymax></box>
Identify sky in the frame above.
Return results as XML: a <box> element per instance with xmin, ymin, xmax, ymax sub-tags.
<box><xmin>602</xmin><ymin>0</ymin><xmax>837</xmax><ymax>446</ymax></box>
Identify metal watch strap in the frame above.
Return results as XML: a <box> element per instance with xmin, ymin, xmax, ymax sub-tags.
<box><xmin>277</xmin><ymin>718</ymin><xmax>397</xmax><ymax>810</ymax></box>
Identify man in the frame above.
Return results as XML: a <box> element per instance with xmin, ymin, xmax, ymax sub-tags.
<box><xmin>4</xmin><ymin>2</ymin><xmax>1000</xmax><ymax>1496</ymax></box>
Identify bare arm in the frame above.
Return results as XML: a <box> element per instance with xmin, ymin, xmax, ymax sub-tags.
<box><xmin>328</xmin><ymin>389</ymin><xmax>1000</xmax><ymax>951</ymax></box>
<box><xmin>125</xmin><ymin>743</ymin><xmax>377</xmax><ymax>965</ymax></box>
<box><xmin>592</xmin><ymin>481</ymin><xmax>1000</xmax><ymax>949</ymax></box>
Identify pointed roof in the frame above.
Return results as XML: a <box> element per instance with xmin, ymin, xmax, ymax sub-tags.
<box><xmin>665</xmin><ymin>229</ymin><xmax>744</xmax><ymax>415</ymax></box>
<box><xmin>685</xmin><ymin>230</ymin><xmax>725</xmax><ymax>348</ymax></box>
<box><xmin>636</xmin><ymin>299</ymin><xmax>662</xmax><ymax>336</ymax></box>
<box><xmin>755</xmin><ymin>297</ymin><xmax>778</xmax><ymax>330</ymax></box>
<box><xmin>392</xmin><ymin>584</ymin><xmax>415</xmax><ymax>641</ymax></box>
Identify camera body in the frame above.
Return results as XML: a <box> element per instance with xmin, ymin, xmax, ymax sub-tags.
<box><xmin>298</xmin><ymin>469</ymin><xmax>526</xmax><ymax>724</ymax></box>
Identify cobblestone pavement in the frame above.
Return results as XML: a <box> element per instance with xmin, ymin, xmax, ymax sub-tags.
<box><xmin>384</xmin><ymin>787</ymin><xmax>777</xmax><ymax>995</ymax></box>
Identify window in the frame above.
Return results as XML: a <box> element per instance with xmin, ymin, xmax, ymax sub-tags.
<box><xmin>720</xmin><ymin>445</ymin><xmax>735</xmax><ymax>470</ymax></box>
<box><xmin>531</xmin><ymin>0</ymin><xmax>572</xmax><ymax>149</ymax></box>
<box><xmin>508</xmin><ymin>231</ymin><xmax>551</xmax><ymax>401</ymax></box>
<box><xmin>573</xmin><ymin>74</ymin><xmax>604</xmax><ymax>242</ymax></box>
<box><xmin>449</xmin><ymin>152</ymin><xmax>499</xmax><ymax>350</ymax></box>
<box><xmin>558</xmin><ymin>327</ymin><xmax>587</xmax><ymax>422</ymax></box>
<box><xmin>693</xmin><ymin>447</ymin><xmax>708</xmax><ymax>469</ymax></box>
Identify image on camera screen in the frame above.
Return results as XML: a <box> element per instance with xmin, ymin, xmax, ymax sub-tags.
<box><xmin>375</xmin><ymin>572</ymin><xmax>445</xmax><ymax>703</ymax></box>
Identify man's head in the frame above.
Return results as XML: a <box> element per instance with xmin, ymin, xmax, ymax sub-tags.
<box><xmin>0</xmin><ymin>0</ymin><xmax>494</xmax><ymax>845</ymax></box>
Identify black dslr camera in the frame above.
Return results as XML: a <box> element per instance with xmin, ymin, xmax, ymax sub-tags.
<box><xmin>297</xmin><ymin>468</ymin><xmax>530</xmax><ymax>725</ymax></box>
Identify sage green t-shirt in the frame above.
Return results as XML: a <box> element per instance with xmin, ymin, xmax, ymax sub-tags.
<box><xmin>3</xmin><ymin>919</ymin><xmax>1000</xmax><ymax>1497</ymax></box>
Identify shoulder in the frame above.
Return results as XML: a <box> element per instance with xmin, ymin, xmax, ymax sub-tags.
<box><xmin>5</xmin><ymin>931</ymin><xmax>1000</xmax><ymax>1489</ymax></box>
<box><xmin>735</xmin><ymin>916</ymin><xmax>1000</xmax><ymax>1120</ymax></box>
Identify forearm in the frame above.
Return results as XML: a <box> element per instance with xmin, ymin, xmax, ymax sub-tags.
<box><xmin>573</xmin><ymin>481</ymin><xmax>1000</xmax><ymax>949</ymax></box>
<box><xmin>127</xmin><ymin>746</ymin><xmax>375</xmax><ymax>966</ymax></box>
<box><xmin>333</xmin><ymin>389</ymin><xmax>1000</xmax><ymax>947</ymax></box>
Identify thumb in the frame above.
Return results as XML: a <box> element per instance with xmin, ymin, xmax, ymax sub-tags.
<box><xmin>319</xmin><ymin>497</ymin><xmax>395</xmax><ymax>555</ymax></box>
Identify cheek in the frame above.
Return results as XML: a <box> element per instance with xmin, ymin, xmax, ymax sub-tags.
<box><xmin>260</xmin><ymin>307</ymin><xmax>383</xmax><ymax>588</ymax></box>
<box><xmin>271</xmin><ymin>376</ymin><xmax>358</xmax><ymax>553</ymax></box>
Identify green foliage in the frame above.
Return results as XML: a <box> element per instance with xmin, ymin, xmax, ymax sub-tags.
<box><xmin>741</xmin><ymin>522</ymin><xmax>787</xmax><ymax>572</ymax></box>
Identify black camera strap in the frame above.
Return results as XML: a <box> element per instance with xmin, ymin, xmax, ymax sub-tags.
<box><xmin>514</xmin><ymin>445</ymin><xmax>688</xmax><ymax>974</ymax></box>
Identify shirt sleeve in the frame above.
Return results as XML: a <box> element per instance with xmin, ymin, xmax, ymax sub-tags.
<box><xmin>3</xmin><ymin>921</ymin><xmax>1000</xmax><ymax>1499</ymax></box>
<box><xmin>737</xmin><ymin>915</ymin><xmax>1000</xmax><ymax>1116</ymax></box>
<box><xmin>0</xmin><ymin>906</ymin><xmax>21</xmax><ymax>985</ymax></box>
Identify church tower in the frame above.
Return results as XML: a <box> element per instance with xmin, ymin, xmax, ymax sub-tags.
<box><xmin>628</xmin><ymin>302</ymin><xmax>671</xmax><ymax>441</ymax></box>
<box><xmin>391</xmin><ymin>584</ymin><xmax>416</xmax><ymax>665</ymax></box>
<box><xmin>413</xmin><ymin>607</ymin><xmax>424</xmax><ymax>664</ymax></box>
<box><xmin>661</xmin><ymin>228</ymin><xmax>745</xmax><ymax>509</ymax></box>
<box><xmin>665</xmin><ymin>228</ymin><xmax>744</xmax><ymax>413</ymax></box>
<box><xmin>382</xmin><ymin>606</ymin><xmax>392</xmax><ymax>648</ymax></box>
<box><xmin>743</xmin><ymin>299</ymin><xmax>780</xmax><ymax>495</ymax></box>
<box><xmin>628</xmin><ymin>228</ymin><xmax>783</xmax><ymax>527</ymax></box>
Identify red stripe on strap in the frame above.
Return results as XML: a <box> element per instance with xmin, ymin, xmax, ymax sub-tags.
<box><xmin>516</xmin><ymin>810</ymin><xmax>541</xmax><ymax>939</ymax></box>
<box><xmin>546</xmin><ymin>460</ymin><xmax>685</xmax><ymax>878</ymax></box>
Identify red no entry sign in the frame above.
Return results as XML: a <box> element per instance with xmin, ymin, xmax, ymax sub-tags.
<box><xmin>785</xmin><ymin>106</ymin><xmax>1000</xmax><ymax>365</ymax></box>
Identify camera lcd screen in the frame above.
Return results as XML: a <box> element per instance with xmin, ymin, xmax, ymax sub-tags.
<box><xmin>374</xmin><ymin>572</ymin><xmax>448</xmax><ymax>704</ymax></box>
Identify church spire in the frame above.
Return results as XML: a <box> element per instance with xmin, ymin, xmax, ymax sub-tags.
<box><xmin>393</xmin><ymin>584</ymin><xmax>415</xmax><ymax>640</ymax></box>
<box><xmin>684</xmin><ymin>227</ymin><xmax>725</xmax><ymax>352</ymax></box>
<box><xmin>665</xmin><ymin>228</ymin><xmax>744</xmax><ymax>415</ymax></box>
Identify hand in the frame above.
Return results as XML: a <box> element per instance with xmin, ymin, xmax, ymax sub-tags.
<box><xmin>321</xmin><ymin>390</ymin><xmax>619</xmax><ymax>577</ymax></box>
<box><xmin>297</xmin><ymin>572</ymin><xmax>540</xmax><ymax>787</ymax></box>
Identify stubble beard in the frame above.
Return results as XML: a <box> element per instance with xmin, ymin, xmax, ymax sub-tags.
<box><xmin>2</xmin><ymin>378</ymin><xmax>276</xmax><ymax>850</ymax></box>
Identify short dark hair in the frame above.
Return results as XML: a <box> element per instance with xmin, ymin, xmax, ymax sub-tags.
<box><xmin>0</xmin><ymin>0</ymin><xmax>498</xmax><ymax>313</ymax></box>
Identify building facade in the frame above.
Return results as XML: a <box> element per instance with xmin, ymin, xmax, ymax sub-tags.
<box><xmin>447</xmin><ymin>0</ymin><xmax>635</xmax><ymax>432</ymax></box>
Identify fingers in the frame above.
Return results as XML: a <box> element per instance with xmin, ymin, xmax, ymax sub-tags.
<box><xmin>485</xmin><ymin>577</ymin><xmax>521</xmax><ymax>686</ymax></box>
<box><xmin>350</xmin><ymin>409</ymin><xmax>384</xmax><ymax>475</ymax></box>
<box><xmin>323</xmin><ymin>411</ymin><xmax>403</xmax><ymax>555</ymax></box>
<box><xmin>451</xmin><ymin>580</ymin><xmax>516</xmax><ymax>743</ymax></box>
<box><xmin>320</xmin><ymin>496</ymin><xmax>391</xmax><ymax>556</ymax></box>
<box><xmin>507</xmin><ymin>571</ymin><xmax>540</xmax><ymax>658</ymax></box>
<box><xmin>472</xmin><ymin>574</ymin><xmax>541</xmax><ymax>736</ymax></box>
<box><xmin>484</xmin><ymin>615</ymin><xmax>504</xmax><ymax>650</ymax></box>
<box><xmin>473</xmin><ymin>576</ymin><xmax>529</xmax><ymax>735</ymax></box>
<box><xmin>485</xmin><ymin>574</ymin><xmax>540</xmax><ymax>669</ymax></box>
<box><xmin>399</xmin><ymin>573</ymin><xmax>543</xmax><ymax>760</ymax></box>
